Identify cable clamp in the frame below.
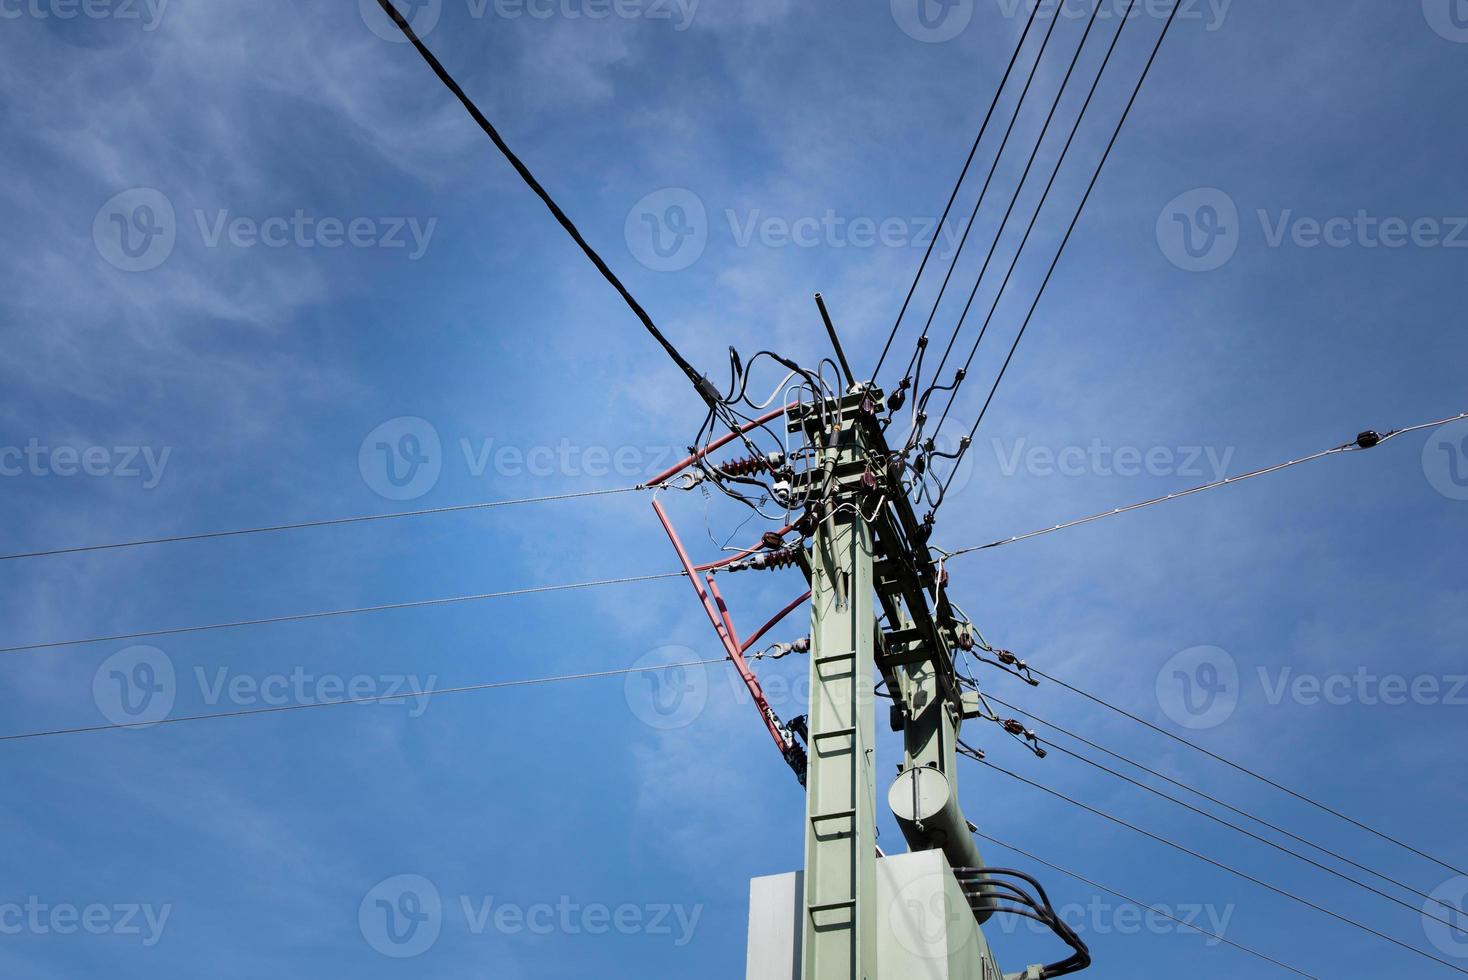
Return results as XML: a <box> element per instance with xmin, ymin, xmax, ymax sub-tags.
<box><xmin>665</xmin><ymin>470</ymin><xmax>706</xmax><ymax>491</ymax></box>
<box><xmin>760</xmin><ymin>636</ymin><xmax>810</xmax><ymax>660</ymax></box>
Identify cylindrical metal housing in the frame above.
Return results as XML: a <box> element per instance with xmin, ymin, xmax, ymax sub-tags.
<box><xmin>888</xmin><ymin>766</ymin><xmax>991</xmax><ymax>923</ymax></box>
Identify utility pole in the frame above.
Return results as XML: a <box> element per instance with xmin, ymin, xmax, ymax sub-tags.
<box><xmin>782</xmin><ymin>387</ymin><xmax>1007</xmax><ymax>980</ymax></box>
<box><xmin>801</xmin><ymin>393</ymin><xmax>878</xmax><ymax>979</ymax></box>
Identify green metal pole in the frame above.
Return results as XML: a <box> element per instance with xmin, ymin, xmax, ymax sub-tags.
<box><xmin>801</xmin><ymin>421</ymin><xmax>877</xmax><ymax>980</ymax></box>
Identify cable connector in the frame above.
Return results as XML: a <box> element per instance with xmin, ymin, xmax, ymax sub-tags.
<box><xmin>988</xmin><ymin>648</ymin><xmax>1040</xmax><ymax>687</ymax></box>
<box><xmin>888</xmin><ymin>378</ymin><xmax>909</xmax><ymax>413</ymax></box>
<box><xmin>1002</xmin><ymin>719</ymin><xmax>1048</xmax><ymax>759</ymax></box>
<box><xmin>783</xmin><ymin>714</ymin><xmax>810</xmax><ymax>786</ymax></box>
<box><xmin>665</xmin><ymin>470</ymin><xmax>706</xmax><ymax>491</ymax></box>
<box><xmin>956</xmin><ymin>741</ymin><xmax>986</xmax><ymax>762</ymax></box>
<box><xmin>1356</xmin><ymin>430</ymin><xmax>1382</xmax><ymax>449</ymax></box>
<box><xmin>758</xmin><ymin>636</ymin><xmax>810</xmax><ymax>660</ymax></box>
<box><xmin>696</xmin><ymin>374</ymin><xmax>725</xmax><ymax>405</ymax></box>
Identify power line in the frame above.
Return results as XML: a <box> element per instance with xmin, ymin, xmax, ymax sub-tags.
<box><xmin>872</xmin><ymin>0</ymin><xmax>1047</xmax><ymax>381</ymax></box>
<box><xmin>373</xmin><ymin>0</ymin><xmax>722</xmax><ymax>413</ymax></box>
<box><xmin>0</xmin><ymin>658</ymin><xmax>727</xmax><ymax>743</ymax></box>
<box><xmin>972</xmin><ymin>757</ymin><xmax>1468</xmax><ymax>975</ymax></box>
<box><xmin>1019</xmin><ymin>664</ymin><xmax>1468</xmax><ymax>878</ymax></box>
<box><xmin>893</xmin><ymin>2</ymin><xmax>1068</xmax><ymax>391</ymax></box>
<box><xmin>1023</xmin><ymin>725</ymin><xmax>1468</xmax><ymax>933</ymax></box>
<box><xmin>0</xmin><ymin>571</ymin><xmax>685</xmax><ymax>655</ymax></box>
<box><xmin>920</xmin><ymin>0</ymin><xmax>1129</xmax><ymax>433</ymax></box>
<box><xmin>943</xmin><ymin>411</ymin><xmax>1468</xmax><ymax>556</ymax></box>
<box><xmin>986</xmin><ymin>692</ymin><xmax>1466</xmax><ymax>920</ymax></box>
<box><xmin>937</xmin><ymin>0</ymin><xmax>1181</xmax><ymax>504</ymax></box>
<box><xmin>974</xmin><ymin>831</ymin><xmax>1322</xmax><ymax>979</ymax></box>
<box><xmin>0</xmin><ymin>485</ymin><xmax>649</xmax><ymax>563</ymax></box>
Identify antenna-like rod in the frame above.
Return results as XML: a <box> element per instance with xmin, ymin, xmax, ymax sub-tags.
<box><xmin>814</xmin><ymin>293</ymin><xmax>857</xmax><ymax>389</ymax></box>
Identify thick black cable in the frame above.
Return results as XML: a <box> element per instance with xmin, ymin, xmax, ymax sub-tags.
<box><xmin>1025</xmin><ymin>665</ymin><xmax>1468</xmax><ymax>878</ymax></box>
<box><xmin>0</xmin><ymin>485</ymin><xmax>648</xmax><ymax>563</ymax></box>
<box><xmin>974</xmin><ymin>832</ymin><xmax>1322</xmax><ymax>980</ymax></box>
<box><xmin>938</xmin><ymin>0</ymin><xmax>1181</xmax><ymax>504</ymax></box>
<box><xmin>871</xmin><ymin>0</ymin><xmax>1047</xmax><ymax>382</ymax></box>
<box><xmin>373</xmin><ymin>0</ymin><xmax>720</xmax><ymax>410</ymax></box>
<box><xmin>0</xmin><ymin>658</ymin><xmax>727</xmax><ymax>743</ymax></box>
<box><xmin>960</xmin><ymin>866</ymin><xmax>1091</xmax><ymax>976</ymax></box>
<box><xmin>973</xmin><ymin>758</ymin><xmax>1468</xmax><ymax>975</ymax></box>
<box><xmin>0</xmin><ymin>571</ymin><xmax>686</xmax><ymax>655</ymax></box>
<box><xmin>986</xmin><ymin>692</ymin><xmax>1466</xmax><ymax>920</ymax></box>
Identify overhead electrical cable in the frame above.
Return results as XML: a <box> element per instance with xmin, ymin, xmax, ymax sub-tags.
<box><xmin>0</xmin><ymin>571</ymin><xmax>686</xmax><ymax>655</ymax></box>
<box><xmin>893</xmin><ymin>1</ymin><xmax>1069</xmax><ymax>389</ymax></box>
<box><xmin>975</xmin><ymin>832</ymin><xmax>1322</xmax><ymax>980</ymax></box>
<box><xmin>1021</xmin><ymin>726</ymin><xmax>1468</xmax><ymax>933</ymax></box>
<box><xmin>987</xmin><ymin>692</ymin><xmax>1465</xmax><ymax>919</ymax></box>
<box><xmin>1016</xmin><ymin>663</ymin><xmax>1468</xmax><ymax>878</ymax></box>
<box><xmin>937</xmin><ymin>1</ymin><xmax>1182</xmax><ymax>504</ymax></box>
<box><xmin>972</xmin><ymin>757</ymin><xmax>1468</xmax><ymax>975</ymax></box>
<box><xmin>0</xmin><ymin>485</ymin><xmax>650</xmax><ymax>563</ymax></box>
<box><xmin>871</xmin><ymin>0</ymin><xmax>1047</xmax><ymax>382</ymax></box>
<box><xmin>0</xmin><ymin>658</ymin><xmax>728</xmax><ymax>743</ymax></box>
<box><xmin>943</xmin><ymin>412</ymin><xmax>1468</xmax><ymax>556</ymax></box>
<box><xmin>916</xmin><ymin>0</ymin><xmax>1122</xmax><ymax>420</ymax></box>
<box><xmin>372</xmin><ymin>0</ymin><xmax>726</xmax><ymax>417</ymax></box>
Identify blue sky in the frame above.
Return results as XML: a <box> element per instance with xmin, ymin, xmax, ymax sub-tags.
<box><xmin>1</xmin><ymin>0</ymin><xmax>1466</xmax><ymax>977</ymax></box>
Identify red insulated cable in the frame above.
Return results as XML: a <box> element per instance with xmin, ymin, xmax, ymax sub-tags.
<box><xmin>644</xmin><ymin>404</ymin><xmax>790</xmax><ymax>488</ymax></box>
<box><xmin>740</xmin><ymin>591</ymin><xmax>811</xmax><ymax>655</ymax></box>
<box><xmin>694</xmin><ymin>523</ymin><xmax>796</xmax><ymax>573</ymax></box>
